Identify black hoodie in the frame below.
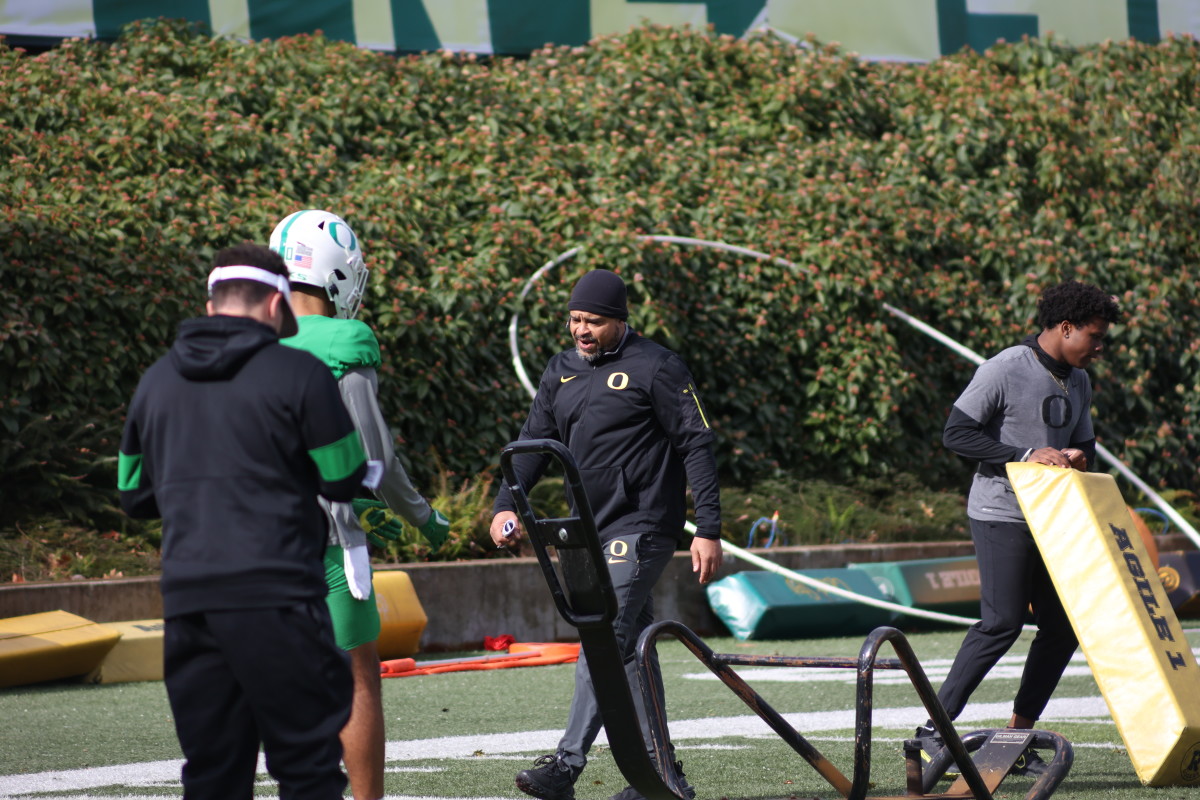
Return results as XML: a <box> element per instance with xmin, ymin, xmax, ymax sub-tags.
<box><xmin>119</xmin><ymin>316</ymin><xmax>366</xmax><ymax>616</ymax></box>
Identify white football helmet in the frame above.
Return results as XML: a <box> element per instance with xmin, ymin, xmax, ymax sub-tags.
<box><xmin>270</xmin><ymin>210</ymin><xmax>368</xmax><ymax>319</ymax></box>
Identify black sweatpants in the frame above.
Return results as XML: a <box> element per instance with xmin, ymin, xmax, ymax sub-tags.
<box><xmin>937</xmin><ymin>518</ymin><xmax>1078</xmax><ymax>722</ymax></box>
<box><xmin>164</xmin><ymin>600</ymin><xmax>353</xmax><ymax>800</ymax></box>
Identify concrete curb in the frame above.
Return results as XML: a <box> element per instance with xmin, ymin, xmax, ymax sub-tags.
<box><xmin>2</xmin><ymin>536</ymin><xmax>1189</xmax><ymax>651</ymax></box>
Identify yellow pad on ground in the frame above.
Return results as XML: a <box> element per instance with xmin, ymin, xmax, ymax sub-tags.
<box><xmin>1007</xmin><ymin>463</ymin><xmax>1200</xmax><ymax>786</ymax></box>
<box><xmin>84</xmin><ymin>619</ymin><xmax>164</xmax><ymax>684</ymax></box>
<box><xmin>0</xmin><ymin>610</ymin><xmax>120</xmax><ymax>689</ymax></box>
<box><xmin>373</xmin><ymin>569</ymin><xmax>427</xmax><ymax>659</ymax></box>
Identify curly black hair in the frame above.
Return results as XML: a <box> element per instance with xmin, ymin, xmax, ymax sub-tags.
<box><xmin>1037</xmin><ymin>280</ymin><xmax>1120</xmax><ymax>330</ymax></box>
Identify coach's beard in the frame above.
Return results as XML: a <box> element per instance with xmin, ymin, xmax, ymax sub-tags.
<box><xmin>575</xmin><ymin>344</ymin><xmax>603</xmax><ymax>363</ymax></box>
<box><xmin>574</xmin><ymin>334</ymin><xmax>608</xmax><ymax>363</ymax></box>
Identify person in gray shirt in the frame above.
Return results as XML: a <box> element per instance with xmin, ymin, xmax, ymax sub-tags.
<box><xmin>915</xmin><ymin>280</ymin><xmax>1120</xmax><ymax>777</ymax></box>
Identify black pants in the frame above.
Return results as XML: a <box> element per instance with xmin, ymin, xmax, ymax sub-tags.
<box><xmin>937</xmin><ymin>518</ymin><xmax>1078</xmax><ymax>722</ymax></box>
<box><xmin>164</xmin><ymin>601</ymin><xmax>353</xmax><ymax>800</ymax></box>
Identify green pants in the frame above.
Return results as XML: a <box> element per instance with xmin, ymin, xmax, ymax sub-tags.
<box><xmin>324</xmin><ymin>545</ymin><xmax>382</xmax><ymax>651</ymax></box>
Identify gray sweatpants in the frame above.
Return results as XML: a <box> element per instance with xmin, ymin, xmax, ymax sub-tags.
<box><xmin>557</xmin><ymin>532</ymin><xmax>678</xmax><ymax>773</ymax></box>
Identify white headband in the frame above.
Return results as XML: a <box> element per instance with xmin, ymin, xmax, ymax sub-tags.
<box><xmin>207</xmin><ymin>265</ymin><xmax>292</xmax><ymax>302</ymax></box>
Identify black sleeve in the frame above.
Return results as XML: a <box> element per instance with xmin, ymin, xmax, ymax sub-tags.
<box><xmin>117</xmin><ymin>393</ymin><xmax>160</xmax><ymax>519</ymax></box>
<box><xmin>493</xmin><ymin>369</ymin><xmax>556</xmax><ymax>515</ymax></box>
<box><xmin>943</xmin><ymin>406</ymin><xmax>1026</xmax><ymax>464</ymax></box>
<box><xmin>652</xmin><ymin>355</ymin><xmax>721</xmax><ymax>537</ymax></box>
<box><xmin>682</xmin><ymin>445</ymin><xmax>722</xmax><ymax>539</ymax></box>
<box><xmin>492</xmin><ymin>452</ymin><xmax>551</xmax><ymax>515</ymax></box>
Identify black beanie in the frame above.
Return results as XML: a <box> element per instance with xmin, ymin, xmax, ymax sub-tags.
<box><xmin>568</xmin><ymin>269</ymin><xmax>628</xmax><ymax>320</ymax></box>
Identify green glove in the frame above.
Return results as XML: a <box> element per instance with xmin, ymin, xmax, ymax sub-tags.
<box><xmin>419</xmin><ymin>508</ymin><xmax>451</xmax><ymax>550</ymax></box>
<box><xmin>352</xmin><ymin>498</ymin><xmax>404</xmax><ymax>549</ymax></box>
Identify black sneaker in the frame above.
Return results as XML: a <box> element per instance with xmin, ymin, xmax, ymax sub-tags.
<box><xmin>913</xmin><ymin>725</ymin><xmax>943</xmax><ymax>759</ymax></box>
<box><xmin>1010</xmin><ymin>748</ymin><xmax>1049</xmax><ymax>777</ymax></box>
<box><xmin>607</xmin><ymin>761</ymin><xmax>696</xmax><ymax>800</ymax></box>
<box><xmin>516</xmin><ymin>753</ymin><xmax>578</xmax><ymax>800</ymax></box>
<box><xmin>913</xmin><ymin>725</ymin><xmax>959</xmax><ymax>779</ymax></box>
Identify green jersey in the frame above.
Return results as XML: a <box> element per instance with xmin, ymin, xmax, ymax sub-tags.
<box><xmin>283</xmin><ymin>315</ymin><xmax>380</xmax><ymax>379</ymax></box>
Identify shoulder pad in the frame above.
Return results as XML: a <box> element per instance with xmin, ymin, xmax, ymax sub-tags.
<box><xmin>330</xmin><ymin>319</ymin><xmax>382</xmax><ymax>370</ymax></box>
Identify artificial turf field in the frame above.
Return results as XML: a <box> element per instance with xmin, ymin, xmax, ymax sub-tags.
<box><xmin>3</xmin><ymin>627</ymin><xmax>1199</xmax><ymax>800</ymax></box>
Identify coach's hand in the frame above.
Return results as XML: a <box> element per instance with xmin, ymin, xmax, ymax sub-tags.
<box><xmin>490</xmin><ymin>511</ymin><xmax>520</xmax><ymax>548</ymax></box>
<box><xmin>419</xmin><ymin>508</ymin><xmax>451</xmax><ymax>550</ymax></box>
<box><xmin>691</xmin><ymin>536</ymin><xmax>723</xmax><ymax>584</ymax></box>
<box><xmin>353</xmin><ymin>498</ymin><xmax>403</xmax><ymax>548</ymax></box>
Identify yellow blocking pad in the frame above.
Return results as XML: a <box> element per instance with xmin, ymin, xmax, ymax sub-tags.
<box><xmin>373</xmin><ymin>569</ymin><xmax>427</xmax><ymax>660</ymax></box>
<box><xmin>0</xmin><ymin>610</ymin><xmax>120</xmax><ymax>689</ymax></box>
<box><xmin>1007</xmin><ymin>464</ymin><xmax>1200</xmax><ymax>786</ymax></box>
<box><xmin>84</xmin><ymin>620</ymin><xmax>165</xmax><ymax>684</ymax></box>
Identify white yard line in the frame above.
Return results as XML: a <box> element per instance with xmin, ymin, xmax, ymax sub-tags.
<box><xmin>0</xmin><ymin>696</ymin><xmax>1113</xmax><ymax>799</ymax></box>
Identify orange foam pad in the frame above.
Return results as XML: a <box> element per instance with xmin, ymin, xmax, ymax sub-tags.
<box><xmin>381</xmin><ymin>642</ymin><xmax>580</xmax><ymax>677</ymax></box>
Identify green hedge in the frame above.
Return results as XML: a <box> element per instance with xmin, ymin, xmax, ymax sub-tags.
<box><xmin>2</xmin><ymin>20</ymin><xmax>1199</xmax><ymax>523</ymax></box>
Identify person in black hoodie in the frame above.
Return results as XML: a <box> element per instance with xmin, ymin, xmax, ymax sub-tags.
<box><xmin>118</xmin><ymin>243</ymin><xmax>368</xmax><ymax>800</ymax></box>
<box><xmin>491</xmin><ymin>269</ymin><xmax>722</xmax><ymax>800</ymax></box>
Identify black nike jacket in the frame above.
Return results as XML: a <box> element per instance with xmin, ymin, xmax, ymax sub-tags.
<box><xmin>495</xmin><ymin>329</ymin><xmax>721</xmax><ymax>542</ymax></box>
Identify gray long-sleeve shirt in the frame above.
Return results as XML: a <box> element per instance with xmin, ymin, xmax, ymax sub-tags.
<box><xmin>324</xmin><ymin>367</ymin><xmax>432</xmax><ymax>548</ymax></box>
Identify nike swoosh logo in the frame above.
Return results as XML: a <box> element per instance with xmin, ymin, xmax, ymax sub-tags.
<box><xmin>607</xmin><ymin>556</ymin><xmax>628</xmax><ymax>564</ymax></box>
<box><xmin>560</xmin><ymin>376</ymin><xmax>578</xmax><ymax>383</ymax></box>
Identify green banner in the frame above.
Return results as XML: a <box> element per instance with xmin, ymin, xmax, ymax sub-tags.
<box><xmin>1</xmin><ymin>0</ymin><xmax>1191</xmax><ymax>56</ymax></box>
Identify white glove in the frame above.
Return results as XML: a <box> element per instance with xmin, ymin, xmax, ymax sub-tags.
<box><xmin>343</xmin><ymin>544</ymin><xmax>374</xmax><ymax>601</ymax></box>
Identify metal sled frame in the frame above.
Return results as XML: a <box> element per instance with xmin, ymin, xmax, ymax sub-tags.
<box><xmin>499</xmin><ymin>439</ymin><xmax>1072</xmax><ymax>800</ymax></box>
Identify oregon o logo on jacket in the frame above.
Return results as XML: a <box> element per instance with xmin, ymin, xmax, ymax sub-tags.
<box><xmin>607</xmin><ymin>372</ymin><xmax>630</xmax><ymax>390</ymax></box>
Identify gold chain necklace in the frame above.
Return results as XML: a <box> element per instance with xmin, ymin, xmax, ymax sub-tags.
<box><xmin>1045</xmin><ymin>369</ymin><xmax>1069</xmax><ymax>396</ymax></box>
